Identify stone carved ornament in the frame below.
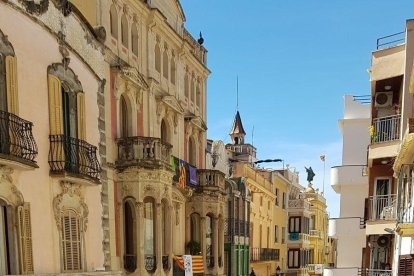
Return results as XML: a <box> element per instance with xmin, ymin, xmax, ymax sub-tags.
<box><xmin>0</xmin><ymin>166</ymin><xmax>24</xmax><ymax>207</ymax></box>
<box><xmin>53</xmin><ymin>181</ymin><xmax>89</xmax><ymax>231</ymax></box>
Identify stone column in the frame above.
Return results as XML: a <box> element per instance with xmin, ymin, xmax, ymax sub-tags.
<box><xmin>136</xmin><ymin>202</ymin><xmax>145</xmax><ymax>275</ymax></box>
<box><xmin>213</xmin><ymin>216</ymin><xmax>219</xmax><ymax>274</ymax></box>
<box><xmin>156</xmin><ymin>202</ymin><xmax>162</xmax><ymax>274</ymax></box>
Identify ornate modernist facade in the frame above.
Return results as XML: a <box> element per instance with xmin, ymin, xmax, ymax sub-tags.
<box><xmin>0</xmin><ymin>0</ymin><xmax>116</xmax><ymax>274</ymax></box>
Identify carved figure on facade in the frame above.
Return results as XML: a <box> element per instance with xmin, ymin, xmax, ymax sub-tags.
<box><xmin>19</xmin><ymin>0</ymin><xmax>49</xmax><ymax>15</ymax></box>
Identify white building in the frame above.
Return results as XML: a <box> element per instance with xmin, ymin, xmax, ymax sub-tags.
<box><xmin>326</xmin><ymin>95</ymin><xmax>370</xmax><ymax>276</ymax></box>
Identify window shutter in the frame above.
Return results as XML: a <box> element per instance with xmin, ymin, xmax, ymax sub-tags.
<box><xmin>76</xmin><ymin>93</ymin><xmax>86</xmax><ymax>140</ymax></box>
<box><xmin>18</xmin><ymin>203</ymin><xmax>34</xmax><ymax>274</ymax></box>
<box><xmin>62</xmin><ymin>211</ymin><xmax>82</xmax><ymax>272</ymax></box>
<box><xmin>47</xmin><ymin>75</ymin><xmax>63</xmax><ymax>135</ymax></box>
<box><xmin>5</xmin><ymin>55</ymin><xmax>18</xmax><ymax>114</ymax></box>
<box><xmin>399</xmin><ymin>254</ymin><xmax>414</xmax><ymax>276</ymax></box>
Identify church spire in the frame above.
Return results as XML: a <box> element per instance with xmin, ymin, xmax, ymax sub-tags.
<box><xmin>229</xmin><ymin>111</ymin><xmax>246</xmax><ymax>145</ymax></box>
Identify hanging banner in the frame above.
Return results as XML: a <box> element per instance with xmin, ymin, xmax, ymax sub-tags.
<box><xmin>179</xmin><ymin>159</ymin><xmax>187</xmax><ymax>189</ymax></box>
<box><xmin>171</xmin><ymin>156</ymin><xmax>198</xmax><ymax>188</ymax></box>
<box><xmin>188</xmin><ymin>165</ymin><xmax>198</xmax><ymax>186</ymax></box>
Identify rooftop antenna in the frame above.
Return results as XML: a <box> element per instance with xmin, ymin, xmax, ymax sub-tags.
<box><xmin>252</xmin><ymin>125</ymin><xmax>254</xmax><ymax>146</ymax></box>
<box><xmin>236</xmin><ymin>75</ymin><xmax>239</xmax><ymax>111</ymax></box>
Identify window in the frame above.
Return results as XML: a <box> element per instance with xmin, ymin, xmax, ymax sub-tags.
<box><xmin>162</xmin><ymin>48</ymin><xmax>168</xmax><ymax>79</ymax></box>
<box><xmin>310</xmin><ymin>215</ymin><xmax>316</xmax><ymax>230</ymax></box>
<box><xmin>61</xmin><ymin>209</ymin><xmax>82</xmax><ymax>272</ymax></box>
<box><xmin>275</xmin><ymin>188</ymin><xmax>279</xmax><ymax>206</ymax></box>
<box><xmin>289</xmin><ymin>216</ymin><xmax>301</xmax><ymax>233</ymax></box>
<box><xmin>288</xmin><ymin>249</ymin><xmax>300</xmax><ymax>268</ymax></box>
<box><xmin>282</xmin><ymin>192</ymin><xmax>286</xmax><ymax>209</ymax></box>
<box><xmin>160</xmin><ymin>119</ymin><xmax>169</xmax><ymax>144</ymax></box>
<box><xmin>188</xmin><ymin>137</ymin><xmax>196</xmax><ymax>166</ymax></box>
<box><xmin>260</xmin><ymin>196</ymin><xmax>263</xmax><ymax>206</ymax></box>
<box><xmin>120</xmin><ymin>94</ymin><xmax>129</xmax><ymax>138</ymax></box>
<box><xmin>274</xmin><ymin>225</ymin><xmax>279</xmax><ymax>243</ymax></box>
<box><xmin>184</xmin><ymin>73</ymin><xmax>189</xmax><ymax>98</ymax></box>
<box><xmin>121</xmin><ymin>14</ymin><xmax>128</xmax><ymax>47</ymax></box>
<box><xmin>196</xmin><ymin>83</ymin><xmax>200</xmax><ymax>107</ymax></box>
<box><xmin>170</xmin><ymin>57</ymin><xmax>176</xmax><ymax>85</ymax></box>
<box><xmin>282</xmin><ymin>227</ymin><xmax>286</xmax><ymax>244</ymax></box>
<box><xmin>190</xmin><ymin>213</ymin><xmax>200</xmax><ymax>243</ymax></box>
<box><xmin>154</xmin><ymin>43</ymin><xmax>161</xmax><ymax>73</ymax></box>
<box><xmin>144</xmin><ymin>198</ymin><xmax>155</xmax><ymax>256</ymax></box>
<box><xmin>124</xmin><ymin>200</ymin><xmax>136</xmax><ymax>262</ymax></box>
<box><xmin>131</xmin><ymin>23</ymin><xmax>138</xmax><ymax>56</ymax></box>
<box><xmin>110</xmin><ymin>5</ymin><xmax>118</xmax><ymax>39</ymax></box>
<box><xmin>190</xmin><ymin>77</ymin><xmax>195</xmax><ymax>102</ymax></box>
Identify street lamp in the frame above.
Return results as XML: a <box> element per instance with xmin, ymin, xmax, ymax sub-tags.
<box><xmin>276</xmin><ymin>265</ymin><xmax>281</xmax><ymax>276</ymax></box>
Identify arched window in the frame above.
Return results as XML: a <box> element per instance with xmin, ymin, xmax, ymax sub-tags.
<box><xmin>196</xmin><ymin>83</ymin><xmax>201</xmax><ymax>107</ymax></box>
<box><xmin>162</xmin><ymin>48</ymin><xmax>169</xmax><ymax>79</ymax></box>
<box><xmin>61</xmin><ymin>209</ymin><xmax>82</xmax><ymax>272</ymax></box>
<box><xmin>124</xmin><ymin>200</ymin><xmax>136</xmax><ymax>272</ymax></box>
<box><xmin>120</xmin><ymin>94</ymin><xmax>130</xmax><ymax>138</ymax></box>
<box><xmin>188</xmin><ymin>137</ymin><xmax>196</xmax><ymax>166</ymax></box>
<box><xmin>170</xmin><ymin>56</ymin><xmax>176</xmax><ymax>85</ymax></box>
<box><xmin>121</xmin><ymin>14</ymin><xmax>128</xmax><ymax>48</ymax></box>
<box><xmin>184</xmin><ymin>73</ymin><xmax>189</xmax><ymax>98</ymax></box>
<box><xmin>131</xmin><ymin>23</ymin><xmax>138</xmax><ymax>56</ymax></box>
<box><xmin>190</xmin><ymin>76</ymin><xmax>195</xmax><ymax>102</ymax></box>
<box><xmin>154</xmin><ymin>43</ymin><xmax>161</xmax><ymax>73</ymax></box>
<box><xmin>190</xmin><ymin>213</ymin><xmax>200</xmax><ymax>243</ymax></box>
<box><xmin>144</xmin><ymin>197</ymin><xmax>156</xmax><ymax>272</ymax></box>
<box><xmin>110</xmin><ymin>5</ymin><xmax>118</xmax><ymax>39</ymax></box>
<box><xmin>160</xmin><ymin>119</ymin><xmax>169</xmax><ymax>144</ymax></box>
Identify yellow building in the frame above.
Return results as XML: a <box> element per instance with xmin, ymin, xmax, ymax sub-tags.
<box><xmin>303</xmin><ymin>184</ymin><xmax>329</xmax><ymax>275</ymax></box>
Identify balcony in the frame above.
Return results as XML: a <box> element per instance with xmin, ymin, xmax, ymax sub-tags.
<box><xmin>288</xmin><ymin>232</ymin><xmax>310</xmax><ymax>246</ymax></box>
<box><xmin>330</xmin><ymin>165</ymin><xmax>368</xmax><ymax>192</ymax></box>
<box><xmin>396</xmin><ymin>164</ymin><xmax>414</xmax><ymax>236</ymax></box>
<box><xmin>49</xmin><ymin>135</ymin><xmax>101</xmax><ymax>182</ymax></box>
<box><xmin>359</xmin><ymin>268</ymin><xmax>392</xmax><ymax>276</ymax></box>
<box><xmin>116</xmin><ymin>136</ymin><xmax>172</xmax><ymax>170</ymax></box>
<box><xmin>197</xmin><ymin>169</ymin><xmax>225</xmax><ymax>191</ymax></box>
<box><xmin>0</xmin><ymin>110</ymin><xmax>38</xmax><ymax>168</ymax></box>
<box><xmin>250</xmin><ymin>248</ymin><xmax>280</xmax><ymax>262</ymax></box>
<box><xmin>288</xmin><ymin>199</ymin><xmax>311</xmax><ymax>211</ymax></box>
<box><xmin>371</xmin><ymin>115</ymin><xmax>400</xmax><ymax>144</ymax></box>
<box><xmin>368</xmin><ymin>194</ymin><xmax>397</xmax><ymax>221</ymax></box>
<box><xmin>123</xmin><ymin>254</ymin><xmax>136</xmax><ymax>273</ymax></box>
<box><xmin>309</xmin><ymin>229</ymin><xmax>322</xmax><ymax>238</ymax></box>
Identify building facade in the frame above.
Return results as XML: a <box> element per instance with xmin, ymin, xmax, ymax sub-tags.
<box><xmin>0</xmin><ymin>0</ymin><xmax>117</xmax><ymax>274</ymax></box>
<box><xmin>327</xmin><ymin>95</ymin><xmax>370</xmax><ymax>276</ymax></box>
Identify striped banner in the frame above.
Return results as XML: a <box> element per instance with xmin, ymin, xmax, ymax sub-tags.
<box><xmin>173</xmin><ymin>255</ymin><xmax>204</xmax><ymax>274</ymax></box>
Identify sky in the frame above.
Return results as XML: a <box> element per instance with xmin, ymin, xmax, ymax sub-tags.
<box><xmin>180</xmin><ymin>1</ymin><xmax>414</xmax><ymax>217</ymax></box>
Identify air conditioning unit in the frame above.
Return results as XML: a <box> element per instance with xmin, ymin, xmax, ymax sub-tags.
<box><xmin>377</xmin><ymin>235</ymin><xmax>390</xmax><ymax>247</ymax></box>
<box><xmin>375</xmin><ymin>92</ymin><xmax>393</xmax><ymax>108</ymax></box>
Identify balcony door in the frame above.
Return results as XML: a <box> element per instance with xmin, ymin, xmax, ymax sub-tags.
<box><xmin>0</xmin><ymin>54</ymin><xmax>9</xmax><ymax>156</ymax></box>
<box><xmin>62</xmin><ymin>86</ymin><xmax>79</xmax><ymax>173</ymax></box>
<box><xmin>374</xmin><ymin>178</ymin><xmax>392</xmax><ymax>220</ymax></box>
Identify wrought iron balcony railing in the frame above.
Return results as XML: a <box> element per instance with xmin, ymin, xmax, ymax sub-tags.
<box><xmin>116</xmin><ymin>136</ymin><xmax>172</xmax><ymax>170</ymax></box>
<box><xmin>0</xmin><ymin>110</ymin><xmax>38</xmax><ymax>167</ymax></box>
<box><xmin>206</xmin><ymin>256</ymin><xmax>214</xmax><ymax>268</ymax></box>
<box><xmin>123</xmin><ymin>254</ymin><xmax>137</xmax><ymax>273</ymax></box>
<box><xmin>49</xmin><ymin>135</ymin><xmax>101</xmax><ymax>182</ymax></box>
<box><xmin>371</xmin><ymin>115</ymin><xmax>400</xmax><ymax>143</ymax></box>
<box><xmin>145</xmin><ymin>255</ymin><xmax>156</xmax><ymax>273</ymax></box>
<box><xmin>250</xmin><ymin>248</ymin><xmax>280</xmax><ymax>262</ymax></box>
<box><xmin>162</xmin><ymin>255</ymin><xmax>170</xmax><ymax>271</ymax></box>
<box><xmin>359</xmin><ymin>268</ymin><xmax>392</xmax><ymax>276</ymax></box>
<box><xmin>368</xmin><ymin>194</ymin><xmax>397</xmax><ymax>221</ymax></box>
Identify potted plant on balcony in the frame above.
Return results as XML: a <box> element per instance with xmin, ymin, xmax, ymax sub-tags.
<box><xmin>186</xmin><ymin>240</ymin><xmax>201</xmax><ymax>255</ymax></box>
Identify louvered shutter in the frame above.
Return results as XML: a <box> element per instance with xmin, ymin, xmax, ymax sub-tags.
<box><xmin>76</xmin><ymin>93</ymin><xmax>86</xmax><ymax>140</ymax></box>
<box><xmin>17</xmin><ymin>203</ymin><xmax>34</xmax><ymax>274</ymax></box>
<box><xmin>61</xmin><ymin>211</ymin><xmax>82</xmax><ymax>272</ymax></box>
<box><xmin>399</xmin><ymin>254</ymin><xmax>414</xmax><ymax>276</ymax></box>
<box><xmin>5</xmin><ymin>55</ymin><xmax>18</xmax><ymax>115</ymax></box>
<box><xmin>47</xmin><ymin>75</ymin><xmax>63</xmax><ymax>135</ymax></box>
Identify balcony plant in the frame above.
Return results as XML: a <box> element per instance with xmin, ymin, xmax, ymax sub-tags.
<box><xmin>186</xmin><ymin>240</ymin><xmax>201</xmax><ymax>255</ymax></box>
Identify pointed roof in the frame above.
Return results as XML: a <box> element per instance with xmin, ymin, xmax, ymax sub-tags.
<box><xmin>229</xmin><ymin>111</ymin><xmax>246</xmax><ymax>135</ymax></box>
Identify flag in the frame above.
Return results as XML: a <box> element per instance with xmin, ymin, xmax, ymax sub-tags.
<box><xmin>320</xmin><ymin>155</ymin><xmax>325</xmax><ymax>162</ymax></box>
